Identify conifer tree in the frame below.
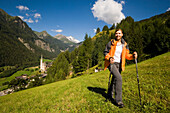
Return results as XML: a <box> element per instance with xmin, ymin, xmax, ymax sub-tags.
<box><xmin>46</xmin><ymin>52</ymin><xmax>69</xmax><ymax>83</ymax></box>
<box><xmin>96</xmin><ymin>27</ymin><xmax>100</xmax><ymax>34</ymax></box>
<box><xmin>110</xmin><ymin>23</ymin><xmax>115</xmax><ymax>30</ymax></box>
<box><xmin>102</xmin><ymin>25</ymin><xmax>109</xmax><ymax>31</ymax></box>
<box><xmin>72</xmin><ymin>34</ymin><xmax>94</xmax><ymax>73</ymax></box>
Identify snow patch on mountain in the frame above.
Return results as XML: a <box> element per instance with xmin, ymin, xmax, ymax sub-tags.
<box><xmin>54</xmin><ymin>34</ymin><xmax>80</xmax><ymax>43</ymax></box>
<box><xmin>66</xmin><ymin>36</ymin><xmax>80</xmax><ymax>43</ymax></box>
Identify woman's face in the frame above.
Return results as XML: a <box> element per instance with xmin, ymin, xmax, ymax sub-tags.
<box><xmin>115</xmin><ymin>30</ymin><xmax>123</xmax><ymax>41</ymax></box>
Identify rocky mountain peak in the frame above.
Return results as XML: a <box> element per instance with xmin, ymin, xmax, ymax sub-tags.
<box><xmin>41</xmin><ymin>31</ymin><xmax>48</xmax><ymax>37</ymax></box>
<box><xmin>13</xmin><ymin>16</ymin><xmax>26</xmax><ymax>29</ymax></box>
<box><xmin>0</xmin><ymin>9</ymin><xmax>9</xmax><ymax>16</ymax></box>
<box><xmin>54</xmin><ymin>34</ymin><xmax>80</xmax><ymax>43</ymax></box>
<box><xmin>66</xmin><ymin>36</ymin><xmax>80</xmax><ymax>43</ymax></box>
<box><xmin>54</xmin><ymin>34</ymin><xmax>66</xmax><ymax>40</ymax></box>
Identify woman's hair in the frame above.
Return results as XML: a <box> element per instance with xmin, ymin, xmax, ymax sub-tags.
<box><xmin>114</xmin><ymin>29</ymin><xmax>123</xmax><ymax>41</ymax></box>
<box><xmin>115</xmin><ymin>29</ymin><xmax>123</xmax><ymax>33</ymax></box>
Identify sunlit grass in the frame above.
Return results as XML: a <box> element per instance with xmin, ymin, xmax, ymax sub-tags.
<box><xmin>0</xmin><ymin>52</ymin><xmax>169</xmax><ymax>112</ymax></box>
<box><xmin>92</xmin><ymin>29</ymin><xmax>115</xmax><ymax>40</ymax></box>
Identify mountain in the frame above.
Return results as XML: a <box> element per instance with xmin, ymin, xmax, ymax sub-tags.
<box><xmin>66</xmin><ymin>36</ymin><xmax>80</xmax><ymax>43</ymax></box>
<box><xmin>0</xmin><ymin>9</ymin><xmax>37</xmax><ymax>66</ymax></box>
<box><xmin>138</xmin><ymin>10</ymin><xmax>170</xmax><ymax>23</ymax></box>
<box><xmin>54</xmin><ymin>34</ymin><xmax>80</xmax><ymax>44</ymax></box>
<box><xmin>53</xmin><ymin>34</ymin><xmax>81</xmax><ymax>51</ymax></box>
<box><xmin>0</xmin><ymin>8</ymin><xmax>76</xmax><ymax>67</ymax></box>
<box><xmin>34</xmin><ymin>31</ymin><xmax>80</xmax><ymax>52</ymax></box>
<box><xmin>34</xmin><ymin>31</ymin><xmax>70</xmax><ymax>53</ymax></box>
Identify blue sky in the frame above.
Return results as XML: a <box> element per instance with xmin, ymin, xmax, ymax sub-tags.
<box><xmin>0</xmin><ymin>0</ymin><xmax>170</xmax><ymax>41</ymax></box>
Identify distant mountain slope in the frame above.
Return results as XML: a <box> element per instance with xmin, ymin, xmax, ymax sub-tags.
<box><xmin>138</xmin><ymin>11</ymin><xmax>170</xmax><ymax>22</ymax></box>
<box><xmin>0</xmin><ymin>8</ymin><xmax>78</xmax><ymax>67</ymax></box>
<box><xmin>34</xmin><ymin>31</ymin><xmax>69</xmax><ymax>53</ymax></box>
<box><xmin>0</xmin><ymin>52</ymin><xmax>169</xmax><ymax>112</ymax></box>
<box><xmin>54</xmin><ymin>34</ymin><xmax>79</xmax><ymax>44</ymax></box>
<box><xmin>54</xmin><ymin>34</ymin><xmax>81</xmax><ymax>51</ymax></box>
<box><xmin>66</xmin><ymin>36</ymin><xmax>80</xmax><ymax>43</ymax></box>
<box><xmin>34</xmin><ymin>31</ymin><xmax>80</xmax><ymax>52</ymax></box>
<box><xmin>0</xmin><ymin>8</ymin><xmax>40</xmax><ymax>66</ymax></box>
<box><xmin>0</xmin><ymin>8</ymin><xmax>63</xmax><ymax>66</ymax></box>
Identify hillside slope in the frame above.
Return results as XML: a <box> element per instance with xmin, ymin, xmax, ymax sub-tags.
<box><xmin>0</xmin><ymin>52</ymin><xmax>169</xmax><ymax>112</ymax></box>
<box><xmin>53</xmin><ymin>34</ymin><xmax>81</xmax><ymax>52</ymax></box>
<box><xmin>0</xmin><ymin>8</ymin><xmax>63</xmax><ymax>67</ymax></box>
<box><xmin>34</xmin><ymin>31</ymin><xmax>69</xmax><ymax>54</ymax></box>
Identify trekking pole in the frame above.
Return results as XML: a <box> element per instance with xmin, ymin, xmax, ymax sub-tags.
<box><xmin>105</xmin><ymin>71</ymin><xmax>112</xmax><ymax>102</ymax></box>
<box><xmin>135</xmin><ymin>58</ymin><xmax>142</xmax><ymax>105</ymax></box>
<box><xmin>105</xmin><ymin>64</ymin><xmax>113</xmax><ymax>102</ymax></box>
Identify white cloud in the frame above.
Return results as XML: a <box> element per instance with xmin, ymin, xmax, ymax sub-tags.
<box><xmin>27</xmin><ymin>18</ymin><xmax>34</xmax><ymax>23</ymax></box>
<box><xmin>26</xmin><ymin>13</ymin><xmax>29</xmax><ymax>16</ymax></box>
<box><xmin>34</xmin><ymin>13</ymin><xmax>41</xmax><ymax>18</ymax></box>
<box><xmin>93</xmin><ymin>29</ymin><xmax>97</xmax><ymax>33</ymax></box>
<box><xmin>51</xmin><ymin>29</ymin><xmax>63</xmax><ymax>33</ymax></box>
<box><xmin>35</xmin><ymin>20</ymin><xmax>39</xmax><ymax>23</ymax></box>
<box><xmin>167</xmin><ymin>7</ymin><xmax>170</xmax><ymax>11</ymax></box>
<box><xmin>16</xmin><ymin>5</ymin><xmax>29</xmax><ymax>11</ymax></box>
<box><xmin>18</xmin><ymin>16</ymin><xmax>24</xmax><ymax>20</ymax></box>
<box><xmin>91</xmin><ymin>0</ymin><xmax>125</xmax><ymax>24</ymax></box>
<box><xmin>120</xmin><ymin>1</ymin><xmax>125</xmax><ymax>5</ymax></box>
<box><xmin>16</xmin><ymin>5</ymin><xmax>41</xmax><ymax>24</ymax></box>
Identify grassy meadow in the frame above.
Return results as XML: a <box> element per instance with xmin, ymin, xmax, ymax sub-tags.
<box><xmin>92</xmin><ymin>29</ymin><xmax>115</xmax><ymax>40</ymax></box>
<box><xmin>0</xmin><ymin>52</ymin><xmax>169</xmax><ymax>112</ymax></box>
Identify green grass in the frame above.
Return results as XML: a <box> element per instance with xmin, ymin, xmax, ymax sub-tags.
<box><xmin>92</xmin><ymin>29</ymin><xmax>115</xmax><ymax>40</ymax></box>
<box><xmin>0</xmin><ymin>52</ymin><xmax>169</xmax><ymax>112</ymax></box>
<box><xmin>43</xmin><ymin>58</ymin><xmax>53</xmax><ymax>62</ymax></box>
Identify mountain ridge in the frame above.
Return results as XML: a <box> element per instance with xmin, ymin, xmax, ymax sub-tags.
<box><xmin>0</xmin><ymin>8</ymin><xmax>78</xmax><ymax>66</ymax></box>
<box><xmin>34</xmin><ymin>31</ymin><xmax>80</xmax><ymax>52</ymax></box>
<box><xmin>54</xmin><ymin>34</ymin><xmax>80</xmax><ymax>44</ymax></box>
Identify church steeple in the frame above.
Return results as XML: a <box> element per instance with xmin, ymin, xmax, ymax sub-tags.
<box><xmin>40</xmin><ymin>55</ymin><xmax>44</xmax><ymax>72</ymax></box>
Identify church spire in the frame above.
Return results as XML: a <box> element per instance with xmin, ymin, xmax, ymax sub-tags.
<box><xmin>40</xmin><ymin>55</ymin><xmax>43</xmax><ymax>71</ymax></box>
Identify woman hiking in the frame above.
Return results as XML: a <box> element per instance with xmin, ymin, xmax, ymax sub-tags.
<box><xmin>104</xmin><ymin>29</ymin><xmax>137</xmax><ymax>108</ymax></box>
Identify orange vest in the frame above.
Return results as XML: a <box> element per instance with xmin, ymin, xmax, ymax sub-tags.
<box><xmin>104</xmin><ymin>39</ymin><xmax>134</xmax><ymax>71</ymax></box>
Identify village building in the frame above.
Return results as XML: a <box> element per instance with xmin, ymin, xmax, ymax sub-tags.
<box><xmin>15</xmin><ymin>74</ymin><xmax>28</xmax><ymax>80</ymax></box>
<box><xmin>95</xmin><ymin>67</ymin><xmax>99</xmax><ymax>73</ymax></box>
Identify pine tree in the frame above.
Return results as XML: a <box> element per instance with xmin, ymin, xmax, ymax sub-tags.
<box><xmin>72</xmin><ymin>34</ymin><xmax>94</xmax><ymax>73</ymax></box>
<box><xmin>102</xmin><ymin>25</ymin><xmax>109</xmax><ymax>31</ymax></box>
<box><xmin>92</xmin><ymin>33</ymin><xmax>110</xmax><ymax>68</ymax></box>
<box><xmin>110</xmin><ymin>23</ymin><xmax>115</xmax><ymax>30</ymax></box>
<box><xmin>46</xmin><ymin>52</ymin><xmax>69</xmax><ymax>83</ymax></box>
<box><xmin>96</xmin><ymin>27</ymin><xmax>100</xmax><ymax>34</ymax></box>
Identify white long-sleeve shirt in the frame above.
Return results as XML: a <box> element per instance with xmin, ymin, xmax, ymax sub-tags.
<box><xmin>114</xmin><ymin>43</ymin><xmax>123</xmax><ymax>63</ymax></box>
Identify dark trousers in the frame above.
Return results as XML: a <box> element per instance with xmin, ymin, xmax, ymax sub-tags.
<box><xmin>108</xmin><ymin>62</ymin><xmax>122</xmax><ymax>103</ymax></box>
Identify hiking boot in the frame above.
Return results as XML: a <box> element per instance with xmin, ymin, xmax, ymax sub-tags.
<box><xmin>117</xmin><ymin>101</ymin><xmax>125</xmax><ymax>108</ymax></box>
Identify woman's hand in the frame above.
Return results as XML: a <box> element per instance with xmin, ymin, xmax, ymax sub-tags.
<box><xmin>133</xmin><ymin>52</ymin><xmax>138</xmax><ymax>59</ymax></box>
<box><xmin>109</xmin><ymin>57</ymin><xmax>114</xmax><ymax>64</ymax></box>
